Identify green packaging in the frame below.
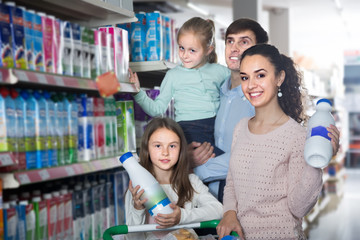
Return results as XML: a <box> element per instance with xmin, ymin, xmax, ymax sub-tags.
<box><xmin>115</xmin><ymin>100</ymin><xmax>136</xmax><ymax>153</ymax></box>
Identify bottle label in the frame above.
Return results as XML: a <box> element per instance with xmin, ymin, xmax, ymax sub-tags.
<box><xmin>148</xmin><ymin>198</ymin><xmax>171</xmax><ymax>216</ymax></box>
<box><xmin>309</xmin><ymin>126</ymin><xmax>331</xmax><ymax>141</ymax></box>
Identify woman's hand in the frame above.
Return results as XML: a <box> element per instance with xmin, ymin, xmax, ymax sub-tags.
<box><xmin>187</xmin><ymin>141</ymin><xmax>215</xmax><ymax>167</ymax></box>
<box><xmin>327</xmin><ymin>124</ymin><xmax>340</xmax><ymax>156</ymax></box>
<box><xmin>216</xmin><ymin>210</ymin><xmax>244</xmax><ymax>239</ymax></box>
<box><xmin>154</xmin><ymin>203</ymin><xmax>181</xmax><ymax>228</ymax></box>
<box><xmin>128</xmin><ymin>180</ymin><xmax>147</xmax><ymax>210</ymax></box>
<box><xmin>129</xmin><ymin>68</ymin><xmax>141</xmax><ymax>92</ymax></box>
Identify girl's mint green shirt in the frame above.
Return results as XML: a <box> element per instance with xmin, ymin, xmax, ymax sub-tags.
<box><xmin>133</xmin><ymin>63</ymin><xmax>230</xmax><ymax>122</ymax></box>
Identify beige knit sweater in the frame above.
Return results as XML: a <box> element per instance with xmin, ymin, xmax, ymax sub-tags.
<box><xmin>223</xmin><ymin>117</ymin><xmax>322</xmax><ymax>239</ymax></box>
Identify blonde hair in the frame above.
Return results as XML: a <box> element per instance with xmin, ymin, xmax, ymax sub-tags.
<box><xmin>177</xmin><ymin>17</ymin><xmax>217</xmax><ymax>63</ymax></box>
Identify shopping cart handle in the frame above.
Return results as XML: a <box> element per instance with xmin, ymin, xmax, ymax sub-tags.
<box><xmin>103</xmin><ymin>219</ymin><xmax>238</xmax><ymax>240</ymax></box>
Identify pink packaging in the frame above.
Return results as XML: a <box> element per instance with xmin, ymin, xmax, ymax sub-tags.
<box><xmin>94</xmin><ymin>97</ymin><xmax>105</xmax><ymax>158</ymax></box>
<box><xmin>53</xmin><ymin>18</ymin><xmax>60</xmax><ymax>74</ymax></box>
<box><xmin>61</xmin><ymin>190</ymin><xmax>73</xmax><ymax>240</ymax></box>
<box><xmin>54</xmin><ymin>192</ymin><xmax>64</xmax><ymax>240</ymax></box>
<box><xmin>39</xmin><ymin>14</ymin><xmax>56</xmax><ymax>73</ymax></box>
<box><xmin>98</xmin><ymin>27</ymin><xmax>129</xmax><ymax>82</ymax></box>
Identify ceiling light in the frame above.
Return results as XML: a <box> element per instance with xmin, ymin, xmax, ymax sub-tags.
<box><xmin>186</xmin><ymin>2</ymin><xmax>209</xmax><ymax>16</ymax></box>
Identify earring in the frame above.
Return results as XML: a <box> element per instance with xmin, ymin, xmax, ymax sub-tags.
<box><xmin>278</xmin><ymin>88</ymin><xmax>283</xmax><ymax>97</ymax></box>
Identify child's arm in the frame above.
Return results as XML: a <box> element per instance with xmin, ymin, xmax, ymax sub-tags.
<box><xmin>129</xmin><ymin>68</ymin><xmax>141</xmax><ymax>93</ymax></box>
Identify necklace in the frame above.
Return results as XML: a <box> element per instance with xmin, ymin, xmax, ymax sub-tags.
<box><xmin>272</xmin><ymin>113</ymin><xmax>286</xmax><ymax>126</ymax></box>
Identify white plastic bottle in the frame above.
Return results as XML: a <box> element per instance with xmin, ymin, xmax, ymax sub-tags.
<box><xmin>119</xmin><ymin>152</ymin><xmax>173</xmax><ymax>216</ymax></box>
<box><xmin>304</xmin><ymin>99</ymin><xmax>335</xmax><ymax>168</ymax></box>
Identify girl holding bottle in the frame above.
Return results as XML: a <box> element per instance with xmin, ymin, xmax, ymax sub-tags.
<box><xmin>125</xmin><ymin>117</ymin><xmax>222</xmax><ymax>240</ymax></box>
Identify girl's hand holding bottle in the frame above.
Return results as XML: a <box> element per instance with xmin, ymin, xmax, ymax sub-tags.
<box><xmin>154</xmin><ymin>203</ymin><xmax>181</xmax><ymax>228</ymax></box>
<box><xmin>128</xmin><ymin>180</ymin><xmax>147</xmax><ymax>210</ymax></box>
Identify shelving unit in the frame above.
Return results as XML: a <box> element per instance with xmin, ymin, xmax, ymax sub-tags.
<box><xmin>0</xmin><ymin>67</ymin><xmax>138</xmax><ymax>94</ymax></box>
<box><xmin>12</xmin><ymin>0</ymin><xmax>136</xmax><ymax>27</ymax></box>
<box><xmin>0</xmin><ymin>157</ymin><xmax>122</xmax><ymax>189</ymax></box>
<box><xmin>0</xmin><ymin>0</ymin><xmax>138</xmax><ymax>195</ymax></box>
<box><xmin>130</xmin><ymin>60</ymin><xmax>177</xmax><ymax>73</ymax></box>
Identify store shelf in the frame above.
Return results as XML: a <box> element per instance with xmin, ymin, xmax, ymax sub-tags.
<box><xmin>0</xmin><ymin>68</ymin><xmax>138</xmax><ymax>94</ymax></box>
<box><xmin>13</xmin><ymin>0</ymin><xmax>136</xmax><ymax>27</ymax></box>
<box><xmin>0</xmin><ymin>157</ymin><xmax>123</xmax><ymax>189</ymax></box>
<box><xmin>130</xmin><ymin>61</ymin><xmax>177</xmax><ymax>73</ymax></box>
<box><xmin>328</xmin><ymin>168</ymin><xmax>346</xmax><ymax>182</ymax></box>
<box><xmin>0</xmin><ymin>152</ymin><xmax>17</xmax><ymax>167</ymax></box>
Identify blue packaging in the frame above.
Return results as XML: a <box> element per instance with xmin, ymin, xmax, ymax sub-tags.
<box><xmin>59</xmin><ymin>21</ymin><xmax>73</xmax><ymax>76</ymax></box>
<box><xmin>6</xmin><ymin>2</ymin><xmax>27</xmax><ymax>69</ymax></box>
<box><xmin>20</xmin><ymin>90</ymin><xmax>37</xmax><ymax>169</ymax></box>
<box><xmin>42</xmin><ymin>91</ymin><xmax>57</xmax><ymax>167</ymax></box>
<box><xmin>162</xmin><ymin>15</ymin><xmax>171</xmax><ymax>62</ymax></box>
<box><xmin>77</xmin><ymin>94</ymin><xmax>95</xmax><ymax>161</ymax></box>
<box><xmin>0</xmin><ymin>3</ymin><xmax>14</xmax><ymax>68</ymax></box>
<box><xmin>3</xmin><ymin>203</ymin><xmax>17</xmax><ymax>240</ymax></box>
<box><xmin>16</xmin><ymin>203</ymin><xmax>27</xmax><ymax>240</ymax></box>
<box><xmin>146</xmin><ymin>11</ymin><xmax>162</xmax><ymax>61</ymax></box>
<box><xmin>24</xmin><ymin>9</ymin><xmax>35</xmax><ymax>70</ymax></box>
<box><xmin>71</xmin><ymin>23</ymin><xmax>82</xmax><ymax>77</ymax></box>
<box><xmin>33</xmin><ymin>90</ymin><xmax>49</xmax><ymax>168</ymax></box>
<box><xmin>33</xmin><ymin>12</ymin><xmax>44</xmax><ymax>72</ymax></box>
<box><xmin>130</xmin><ymin>12</ymin><xmax>146</xmax><ymax>62</ymax></box>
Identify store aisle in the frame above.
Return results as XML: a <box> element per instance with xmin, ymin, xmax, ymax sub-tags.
<box><xmin>307</xmin><ymin>168</ymin><xmax>360</xmax><ymax>240</ymax></box>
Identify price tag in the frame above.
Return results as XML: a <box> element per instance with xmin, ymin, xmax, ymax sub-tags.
<box><xmin>15</xmin><ymin>70</ymin><xmax>29</xmax><ymax>81</ymax></box>
<box><xmin>65</xmin><ymin>166</ymin><xmax>75</xmax><ymax>176</ymax></box>
<box><xmin>18</xmin><ymin>174</ymin><xmax>31</xmax><ymax>184</ymax></box>
<box><xmin>38</xmin><ymin>169</ymin><xmax>50</xmax><ymax>180</ymax></box>
<box><xmin>0</xmin><ymin>154</ymin><xmax>13</xmax><ymax>166</ymax></box>
<box><xmin>37</xmin><ymin>74</ymin><xmax>48</xmax><ymax>84</ymax></box>
<box><xmin>54</xmin><ymin>76</ymin><xmax>64</xmax><ymax>86</ymax></box>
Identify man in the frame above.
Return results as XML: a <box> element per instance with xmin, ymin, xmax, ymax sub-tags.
<box><xmin>189</xmin><ymin>18</ymin><xmax>269</xmax><ymax>201</ymax></box>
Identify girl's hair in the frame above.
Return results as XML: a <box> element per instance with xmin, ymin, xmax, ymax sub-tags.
<box><xmin>139</xmin><ymin>117</ymin><xmax>194</xmax><ymax>207</ymax></box>
<box><xmin>177</xmin><ymin>17</ymin><xmax>217</xmax><ymax>63</ymax></box>
<box><xmin>240</xmin><ymin>44</ymin><xmax>307</xmax><ymax>123</ymax></box>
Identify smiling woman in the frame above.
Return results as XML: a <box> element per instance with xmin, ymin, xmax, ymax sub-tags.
<box><xmin>216</xmin><ymin>44</ymin><xmax>340</xmax><ymax>239</ymax></box>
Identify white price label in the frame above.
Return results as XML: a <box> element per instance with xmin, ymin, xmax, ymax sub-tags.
<box><xmin>18</xmin><ymin>174</ymin><xmax>31</xmax><ymax>184</ymax></box>
<box><xmin>37</xmin><ymin>74</ymin><xmax>48</xmax><ymax>84</ymax></box>
<box><xmin>15</xmin><ymin>70</ymin><xmax>29</xmax><ymax>81</ymax></box>
<box><xmin>65</xmin><ymin>166</ymin><xmax>75</xmax><ymax>176</ymax></box>
<box><xmin>54</xmin><ymin>76</ymin><xmax>64</xmax><ymax>86</ymax></box>
<box><xmin>38</xmin><ymin>169</ymin><xmax>50</xmax><ymax>180</ymax></box>
<box><xmin>0</xmin><ymin>154</ymin><xmax>13</xmax><ymax>166</ymax></box>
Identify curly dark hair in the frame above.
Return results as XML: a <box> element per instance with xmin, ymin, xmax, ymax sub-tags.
<box><xmin>139</xmin><ymin>117</ymin><xmax>194</xmax><ymax>207</ymax></box>
<box><xmin>240</xmin><ymin>44</ymin><xmax>308</xmax><ymax>123</ymax></box>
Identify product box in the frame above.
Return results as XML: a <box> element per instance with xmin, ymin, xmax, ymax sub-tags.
<box><xmin>130</xmin><ymin>12</ymin><xmax>146</xmax><ymax>62</ymax></box>
<box><xmin>7</xmin><ymin>2</ymin><xmax>27</xmax><ymax>69</ymax></box>
<box><xmin>88</xmin><ymin>29</ymin><xmax>97</xmax><ymax>80</ymax></box>
<box><xmin>0</xmin><ymin>3</ymin><xmax>14</xmax><ymax>68</ymax></box>
<box><xmin>109</xmin><ymin>170</ymin><xmax>129</xmax><ymax>225</ymax></box>
<box><xmin>77</xmin><ymin>94</ymin><xmax>95</xmax><ymax>161</ymax></box>
<box><xmin>33</xmin><ymin>12</ymin><xmax>44</xmax><ymax>72</ymax></box>
<box><xmin>72</xmin><ymin>23</ymin><xmax>82</xmax><ymax>77</ymax></box>
<box><xmin>24</xmin><ymin>10</ymin><xmax>35</xmax><ymax>70</ymax></box>
<box><xmin>93</xmin><ymin>97</ymin><xmax>105</xmax><ymax>159</ymax></box>
<box><xmin>81</xmin><ymin>27</ymin><xmax>91</xmax><ymax>78</ymax></box>
<box><xmin>59</xmin><ymin>21</ymin><xmax>74</xmax><ymax>76</ymax></box>
<box><xmin>115</xmin><ymin>100</ymin><xmax>136</xmax><ymax>153</ymax></box>
<box><xmin>146</xmin><ymin>11</ymin><xmax>163</xmax><ymax>61</ymax></box>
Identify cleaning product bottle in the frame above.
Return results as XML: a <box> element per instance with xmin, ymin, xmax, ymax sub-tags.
<box><xmin>42</xmin><ymin>91</ymin><xmax>57</xmax><ymax>167</ymax></box>
<box><xmin>119</xmin><ymin>152</ymin><xmax>173</xmax><ymax>216</ymax></box>
<box><xmin>304</xmin><ymin>98</ymin><xmax>335</xmax><ymax>168</ymax></box>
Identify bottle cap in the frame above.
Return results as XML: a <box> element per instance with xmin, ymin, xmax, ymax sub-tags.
<box><xmin>119</xmin><ymin>152</ymin><xmax>133</xmax><ymax>163</ymax></box>
<box><xmin>317</xmin><ymin>98</ymin><xmax>332</xmax><ymax>106</ymax></box>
